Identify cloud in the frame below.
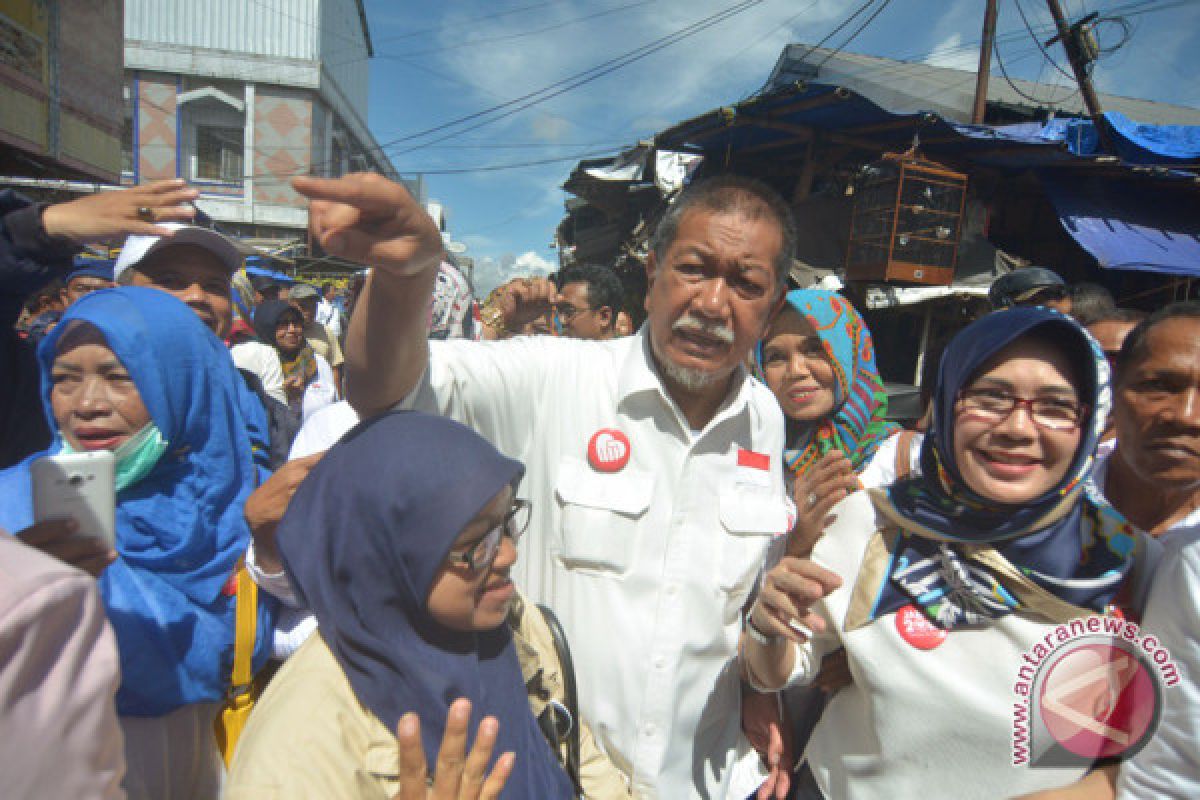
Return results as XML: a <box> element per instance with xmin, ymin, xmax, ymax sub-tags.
<box><xmin>922</xmin><ymin>32</ymin><xmax>981</xmax><ymax>72</ymax></box>
<box><xmin>530</xmin><ymin>113</ymin><xmax>573</xmax><ymax>142</ymax></box>
<box><xmin>514</xmin><ymin>250</ymin><xmax>556</xmax><ymax>274</ymax></box>
<box><xmin>431</xmin><ymin>0</ymin><xmax>849</xmax><ymax>143</ymax></box>
<box><xmin>471</xmin><ymin>249</ymin><xmax>558</xmax><ymax>295</ymax></box>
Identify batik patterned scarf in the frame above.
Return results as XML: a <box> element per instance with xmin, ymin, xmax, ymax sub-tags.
<box><xmin>758</xmin><ymin>290</ymin><xmax>900</xmax><ymax>477</ymax></box>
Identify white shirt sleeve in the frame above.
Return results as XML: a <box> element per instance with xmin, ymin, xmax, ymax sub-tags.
<box><xmin>399</xmin><ymin>336</ymin><xmax>574</xmax><ymax>462</ymax></box>
<box><xmin>859</xmin><ymin>431</ymin><xmax>924</xmax><ymax>490</ymax></box>
<box><xmin>1117</xmin><ymin>532</ymin><xmax>1200</xmax><ymax>799</ymax></box>
<box><xmin>230</xmin><ymin>341</ymin><xmax>287</xmax><ymax>405</ymax></box>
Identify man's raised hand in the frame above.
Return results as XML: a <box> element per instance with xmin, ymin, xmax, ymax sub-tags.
<box><xmin>293</xmin><ymin>173</ymin><xmax>443</xmax><ymax>277</ymax></box>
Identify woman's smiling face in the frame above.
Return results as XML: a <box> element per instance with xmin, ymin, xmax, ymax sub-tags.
<box><xmin>952</xmin><ymin>335</ymin><xmax>1085</xmax><ymax>505</ymax></box>
<box><xmin>760</xmin><ymin>309</ymin><xmax>838</xmax><ymax>422</ymax></box>
<box><xmin>50</xmin><ymin>326</ymin><xmax>151</xmax><ymax>452</ymax></box>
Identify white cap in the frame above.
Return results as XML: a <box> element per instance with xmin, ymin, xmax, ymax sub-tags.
<box><xmin>113</xmin><ymin>223</ymin><xmax>243</xmax><ymax>283</ymax></box>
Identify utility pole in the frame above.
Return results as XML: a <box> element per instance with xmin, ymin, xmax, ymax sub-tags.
<box><xmin>1044</xmin><ymin>0</ymin><xmax>1113</xmax><ymax>152</ymax></box>
<box><xmin>971</xmin><ymin>0</ymin><xmax>999</xmax><ymax>124</ymax></box>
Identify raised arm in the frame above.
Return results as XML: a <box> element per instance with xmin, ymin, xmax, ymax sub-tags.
<box><xmin>292</xmin><ymin>173</ymin><xmax>443</xmax><ymax>418</ymax></box>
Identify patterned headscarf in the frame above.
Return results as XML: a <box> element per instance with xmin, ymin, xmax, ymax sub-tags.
<box><xmin>862</xmin><ymin>307</ymin><xmax>1138</xmax><ymax>630</ymax></box>
<box><xmin>757</xmin><ymin>290</ymin><xmax>900</xmax><ymax>476</ymax></box>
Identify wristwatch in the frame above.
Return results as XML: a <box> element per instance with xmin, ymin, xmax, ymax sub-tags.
<box><xmin>744</xmin><ymin>612</ymin><xmax>781</xmax><ymax>647</ymax></box>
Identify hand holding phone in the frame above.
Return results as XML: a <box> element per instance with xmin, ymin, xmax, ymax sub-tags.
<box><xmin>17</xmin><ymin>518</ymin><xmax>115</xmax><ymax>577</ymax></box>
<box><xmin>31</xmin><ymin>451</ymin><xmax>117</xmax><ymax>548</ymax></box>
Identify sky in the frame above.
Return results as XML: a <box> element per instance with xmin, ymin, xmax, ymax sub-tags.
<box><xmin>358</xmin><ymin>0</ymin><xmax>1200</xmax><ymax>294</ymax></box>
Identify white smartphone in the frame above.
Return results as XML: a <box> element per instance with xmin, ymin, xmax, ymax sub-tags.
<box><xmin>31</xmin><ymin>451</ymin><xmax>116</xmax><ymax>548</ymax></box>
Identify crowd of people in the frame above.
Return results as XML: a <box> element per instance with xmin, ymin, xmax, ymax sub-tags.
<box><xmin>0</xmin><ymin>171</ymin><xmax>1196</xmax><ymax>800</ymax></box>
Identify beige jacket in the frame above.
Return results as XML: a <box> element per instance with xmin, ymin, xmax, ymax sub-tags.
<box><xmin>225</xmin><ymin>593</ymin><xmax>630</xmax><ymax>799</ymax></box>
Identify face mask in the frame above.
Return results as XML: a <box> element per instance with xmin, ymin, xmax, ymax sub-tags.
<box><xmin>61</xmin><ymin>423</ymin><xmax>170</xmax><ymax>492</ymax></box>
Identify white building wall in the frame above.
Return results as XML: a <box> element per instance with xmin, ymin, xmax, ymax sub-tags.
<box><xmin>320</xmin><ymin>0</ymin><xmax>370</xmax><ymax>119</ymax></box>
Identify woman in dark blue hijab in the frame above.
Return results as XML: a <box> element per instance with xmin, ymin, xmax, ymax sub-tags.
<box><xmin>0</xmin><ymin>286</ymin><xmax>275</xmax><ymax>798</ymax></box>
<box><xmin>739</xmin><ymin>307</ymin><xmax>1153</xmax><ymax>799</ymax></box>
<box><xmin>226</xmin><ymin>411</ymin><xmax>574</xmax><ymax>799</ymax></box>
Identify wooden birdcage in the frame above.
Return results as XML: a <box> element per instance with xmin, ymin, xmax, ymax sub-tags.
<box><xmin>844</xmin><ymin>151</ymin><xmax>968</xmax><ymax>285</ymax></box>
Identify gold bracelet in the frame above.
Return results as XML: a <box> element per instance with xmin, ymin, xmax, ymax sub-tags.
<box><xmin>479</xmin><ymin>301</ymin><xmax>507</xmax><ymax>334</ymax></box>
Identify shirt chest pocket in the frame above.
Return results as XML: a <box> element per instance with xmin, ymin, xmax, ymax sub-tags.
<box><xmin>717</xmin><ymin>486</ymin><xmax>792</xmax><ymax>598</ymax></box>
<box><xmin>555</xmin><ymin>458</ymin><xmax>653</xmax><ymax>576</ymax></box>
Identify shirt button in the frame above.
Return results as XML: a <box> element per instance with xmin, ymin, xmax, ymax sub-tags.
<box><xmin>665</xmin><ymin>585</ymin><xmax>678</xmax><ymax>597</ymax></box>
<box><xmin>653</xmin><ymin>656</ymin><xmax>666</xmax><ymax>669</ymax></box>
<box><xmin>644</xmin><ymin>723</ymin><xmax>656</xmax><ymax>736</ymax></box>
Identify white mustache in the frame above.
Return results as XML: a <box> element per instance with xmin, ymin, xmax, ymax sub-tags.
<box><xmin>672</xmin><ymin>315</ymin><xmax>734</xmax><ymax>344</ymax></box>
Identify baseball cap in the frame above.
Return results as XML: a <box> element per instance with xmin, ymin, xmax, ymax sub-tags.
<box><xmin>288</xmin><ymin>283</ymin><xmax>319</xmax><ymax>301</ymax></box>
<box><xmin>67</xmin><ymin>255</ymin><xmax>115</xmax><ymax>282</ymax></box>
<box><xmin>988</xmin><ymin>267</ymin><xmax>1067</xmax><ymax>308</ymax></box>
<box><xmin>113</xmin><ymin>223</ymin><xmax>243</xmax><ymax>283</ymax></box>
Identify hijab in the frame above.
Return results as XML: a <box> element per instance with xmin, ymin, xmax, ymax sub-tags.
<box><xmin>865</xmin><ymin>307</ymin><xmax>1137</xmax><ymax>630</ymax></box>
<box><xmin>757</xmin><ymin>290</ymin><xmax>899</xmax><ymax>475</ymax></box>
<box><xmin>254</xmin><ymin>299</ymin><xmax>316</xmax><ymax>386</ymax></box>
<box><xmin>0</xmin><ymin>287</ymin><xmax>275</xmax><ymax>714</ymax></box>
<box><xmin>278</xmin><ymin>411</ymin><xmax>573</xmax><ymax>798</ymax></box>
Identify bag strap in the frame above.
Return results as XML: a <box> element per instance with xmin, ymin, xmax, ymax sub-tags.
<box><xmin>536</xmin><ymin>603</ymin><xmax>581</xmax><ymax>792</ymax></box>
<box><xmin>230</xmin><ymin>560</ymin><xmax>258</xmax><ymax>696</ymax></box>
<box><xmin>894</xmin><ymin>430</ymin><xmax>917</xmax><ymax>481</ymax></box>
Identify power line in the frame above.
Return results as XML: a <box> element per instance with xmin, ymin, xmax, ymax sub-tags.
<box><xmin>791</xmin><ymin>0</ymin><xmax>879</xmax><ymax>65</ymax></box>
<box><xmin>812</xmin><ymin>0</ymin><xmax>894</xmax><ymax>70</ymax></box>
<box><xmin>369</xmin><ymin>0</ymin><xmax>766</xmax><ymax>162</ymax></box>
<box><xmin>379</xmin><ymin>0</ymin><xmax>659</xmax><ymax>60</ymax></box>
<box><xmin>370</xmin><ymin>1</ymin><xmax>568</xmax><ymax>47</ymax></box>
<box><xmin>392</xmin><ymin>148</ymin><xmax>622</xmax><ymax>175</ymax></box>
<box><xmin>1013</xmin><ymin>0</ymin><xmax>1076</xmax><ymax>80</ymax></box>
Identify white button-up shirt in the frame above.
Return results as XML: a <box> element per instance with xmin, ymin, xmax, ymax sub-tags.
<box><xmin>402</xmin><ymin>329</ymin><xmax>789</xmax><ymax>798</ymax></box>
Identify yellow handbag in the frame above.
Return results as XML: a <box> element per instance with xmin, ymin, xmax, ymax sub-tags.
<box><xmin>214</xmin><ymin>561</ymin><xmax>259</xmax><ymax>768</ymax></box>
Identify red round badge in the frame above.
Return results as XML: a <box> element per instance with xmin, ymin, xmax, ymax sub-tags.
<box><xmin>587</xmin><ymin>429</ymin><xmax>631</xmax><ymax>472</ymax></box>
<box><xmin>895</xmin><ymin>604</ymin><xmax>948</xmax><ymax>650</ymax></box>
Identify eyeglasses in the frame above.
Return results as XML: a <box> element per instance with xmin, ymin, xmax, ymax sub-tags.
<box><xmin>957</xmin><ymin>388</ymin><xmax>1087</xmax><ymax>431</ymax></box>
<box><xmin>445</xmin><ymin>499</ymin><xmax>532</xmax><ymax>571</ymax></box>
<box><xmin>553</xmin><ymin>303</ymin><xmax>593</xmax><ymax>325</ymax></box>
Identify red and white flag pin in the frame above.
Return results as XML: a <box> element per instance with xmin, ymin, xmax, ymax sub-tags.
<box><xmin>736</xmin><ymin>448</ymin><xmax>771</xmax><ymax>488</ymax></box>
<box><xmin>588</xmin><ymin>429</ymin><xmax>631</xmax><ymax>473</ymax></box>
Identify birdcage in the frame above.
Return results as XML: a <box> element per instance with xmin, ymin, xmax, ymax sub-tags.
<box><xmin>844</xmin><ymin>151</ymin><xmax>968</xmax><ymax>285</ymax></box>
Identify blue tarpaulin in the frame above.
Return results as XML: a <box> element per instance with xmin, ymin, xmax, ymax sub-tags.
<box><xmin>646</xmin><ymin>81</ymin><xmax>1200</xmax><ymax>277</ymax></box>
<box><xmin>1042</xmin><ymin>175</ymin><xmax>1200</xmax><ymax>277</ymax></box>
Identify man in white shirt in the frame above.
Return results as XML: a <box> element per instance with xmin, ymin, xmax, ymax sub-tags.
<box><xmin>1016</xmin><ymin>304</ymin><xmax>1200</xmax><ymax>800</ymax></box>
<box><xmin>315</xmin><ymin>281</ymin><xmax>341</xmax><ymax>337</ymax></box>
<box><xmin>291</xmin><ymin>171</ymin><xmax>795</xmax><ymax>798</ymax></box>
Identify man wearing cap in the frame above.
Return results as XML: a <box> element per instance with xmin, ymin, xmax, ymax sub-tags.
<box><xmin>64</xmin><ymin>257</ymin><xmax>116</xmax><ymax>306</ymax></box>
<box><xmin>114</xmin><ymin>221</ymin><xmax>245</xmax><ymax>336</ymax></box>
<box><xmin>289</xmin><ymin>283</ymin><xmax>344</xmax><ymax>389</ymax></box>
<box><xmin>988</xmin><ymin>266</ymin><xmax>1072</xmax><ymax>314</ymax></box>
<box><xmin>291</xmin><ymin>171</ymin><xmax>795</xmax><ymax>799</ymax></box>
<box><xmin>115</xmin><ymin>221</ymin><xmax>299</xmax><ymax>466</ymax></box>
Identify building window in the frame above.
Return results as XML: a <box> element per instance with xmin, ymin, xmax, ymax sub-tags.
<box><xmin>330</xmin><ymin>135</ymin><xmax>347</xmax><ymax>177</ymax></box>
<box><xmin>195</xmin><ymin>125</ymin><xmax>244</xmax><ymax>183</ymax></box>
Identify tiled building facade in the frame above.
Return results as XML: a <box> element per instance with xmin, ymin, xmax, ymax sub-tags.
<box><xmin>122</xmin><ymin>0</ymin><xmax>397</xmax><ymax>247</ymax></box>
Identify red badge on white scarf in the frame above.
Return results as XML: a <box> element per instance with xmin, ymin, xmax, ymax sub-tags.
<box><xmin>895</xmin><ymin>604</ymin><xmax>947</xmax><ymax>650</ymax></box>
<box><xmin>588</xmin><ymin>429</ymin><xmax>631</xmax><ymax>472</ymax></box>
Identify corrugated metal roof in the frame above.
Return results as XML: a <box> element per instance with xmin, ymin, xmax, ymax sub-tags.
<box><xmin>125</xmin><ymin>0</ymin><xmax>319</xmax><ymax>59</ymax></box>
<box><xmin>767</xmin><ymin>44</ymin><xmax>1200</xmax><ymax>127</ymax></box>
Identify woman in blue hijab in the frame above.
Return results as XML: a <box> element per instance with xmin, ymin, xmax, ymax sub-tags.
<box><xmin>0</xmin><ymin>286</ymin><xmax>275</xmax><ymax>799</ymax></box>
<box><xmin>740</xmin><ymin>307</ymin><xmax>1154</xmax><ymax>799</ymax></box>
<box><xmin>225</xmin><ymin>411</ymin><xmax>575</xmax><ymax>799</ymax></box>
